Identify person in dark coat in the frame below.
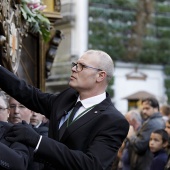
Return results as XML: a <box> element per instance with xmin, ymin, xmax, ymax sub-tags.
<box><xmin>149</xmin><ymin>129</ymin><xmax>168</xmax><ymax>170</ymax></box>
<box><xmin>30</xmin><ymin>112</ymin><xmax>49</xmax><ymax>137</ymax></box>
<box><xmin>0</xmin><ymin>50</ymin><xmax>129</xmax><ymax>170</ymax></box>
<box><xmin>0</xmin><ymin>121</ymin><xmax>30</xmax><ymax>170</ymax></box>
<box><xmin>0</xmin><ymin>92</ymin><xmax>29</xmax><ymax>169</ymax></box>
<box><xmin>127</xmin><ymin>97</ymin><xmax>165</xmax><ymax>170</ymax></box>
<box><xmin>8</xmin><ymin>97</ymin><xmax>45</xmax><ymax>170</ymax></box>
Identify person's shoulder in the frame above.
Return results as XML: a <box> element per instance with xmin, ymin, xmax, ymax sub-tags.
<box><xmin>102</xmin><ymin>97</ymin><xmax>125</xmax><ymax>118</ymax></box>
<box><xmin>39</xmin><ymin>122</ymin><xmax>49</xmax><ymax>128</ymax></box>
<box><xmin>0</xmin><ymin>121</ymin><xmax>13</xmax><ymax>128</ymax></box>
<box><xmin>34</xmin><ymin>125</ymin><xmax>48</xmax><ymax>136</ymax></box>
<box><xmin>99</xmin><ymin>101</ymin><xmax>128</xmax><ymax>125</ymax></box>
<box><xmin>154</xmin><ymin>150</ymin><xmax>168</xmax><ymax>162</ymax></box>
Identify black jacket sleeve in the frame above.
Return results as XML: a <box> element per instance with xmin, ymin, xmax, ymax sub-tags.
<box><xmin>0</xmin><ymin>141</ymin><xmax>29</xmax><ymax>170</ymax></box>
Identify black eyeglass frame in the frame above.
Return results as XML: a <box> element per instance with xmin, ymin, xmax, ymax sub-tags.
<box><xmin>9</xmin><ymin>105</ymin><xmax>26</xmax><ymax>110</ymax></box>
<box><xmin>72</xmin><ymin>62</ymin><xmax>103</xmax><ymax>72</ymax></box>
<box><xmin>0</xmin><ymin>107</ymin><xmax>8</xmax><ymax>112</ymax></box>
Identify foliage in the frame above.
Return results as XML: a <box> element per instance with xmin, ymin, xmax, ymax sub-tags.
<box><xmin>156</xmin><ymin>3</ymin><xmax>170</xmax><ymax>13</ymax></box>
<box><xmin>20</xmin><ymin>0</ymin><xmax>51</xmax><ymax>42</ymax></box>
<box><xmin>106</xmin><ymin>77</ymin><xmax>114</xmax><ymax>98</ymax></box>
<box><xmin>89</xmin><ymin>0</ymin><xmax>170</xmax><ymax>100</ymax></box>
<box><xmin>88</xmin><ymin>0</ymin><xmax>170</xmax><ymax>64</ymax></box>
<box><xmin>164</xmin><ymin>66</ymin><xmax>170</xmax><ymax>75</ymax></box>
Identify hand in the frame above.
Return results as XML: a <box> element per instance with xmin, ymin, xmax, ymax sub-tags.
<box><xmin>5</xmin><ymin>120</ymin><xmax>40</xmax><ymax>147</ymax></box>
<box><xmin>127</xmin><ymin>125</ymin><xmax>135</xmax><ymax>139</ymax></box>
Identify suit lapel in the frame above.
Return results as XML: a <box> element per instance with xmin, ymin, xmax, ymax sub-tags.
<box><xmin>55</xmin><ymin>100</ymin><xmax>77</xmax><ymax>140</ymax></box>
<box><xmin>56</xmin><ymin>91</ymin><xmax>79</xmax><ymax>121</ymax></box>
<box><xmin>56</xmin><ymin>101</ymin><xmax>76</xmax><ymax>121</ymax></box>
<box><xmin>60</xmin><ymin>97</ymin><xmax>111</xmax><ymax>141</ymax></box>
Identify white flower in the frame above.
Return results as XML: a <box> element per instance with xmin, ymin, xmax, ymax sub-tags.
<box><xmin>28</xmin><ymin>3</ymin><xmax>46</xmax><ymax>12</ymax></box>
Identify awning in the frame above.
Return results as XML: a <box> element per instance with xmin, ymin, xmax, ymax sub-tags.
<box><xmin>123</xmin><ymin>91</ymin><xmax>156</xmax><ymax>100</ymax></box>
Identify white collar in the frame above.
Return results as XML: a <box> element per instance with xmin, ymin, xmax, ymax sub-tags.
<box><xmin>77</xmin><ymin>92</ymin><xmax>106</xmax><ymax>109</ymax></box>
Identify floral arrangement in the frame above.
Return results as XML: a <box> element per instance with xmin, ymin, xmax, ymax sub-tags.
<box><xmin>20</xmin><ymin>0</ymin><xmax>51</xmax><ymax>42</ymax></box>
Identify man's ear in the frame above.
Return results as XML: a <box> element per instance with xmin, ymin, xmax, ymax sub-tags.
<box><xmin>163</xmin><ymin>141</ymin><xmax>168</xmax><ymax>148</ymax></box>
<box><xmin>96</xmin><ymin>71</ymin><xmax>107</xmax><ymax>82</ymax></box>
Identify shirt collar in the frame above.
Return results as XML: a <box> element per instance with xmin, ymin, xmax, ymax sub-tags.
<box><xmin>77</xmin><ymin>92</ymin><xmax>106</xmax><ymax>109</ymax></box>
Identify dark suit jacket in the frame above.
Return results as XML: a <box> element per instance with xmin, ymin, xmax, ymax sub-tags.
<box><xmin>0</xmin><ymin>66</ymin><xmax>129</xmax><ymax>170</ymax></box>
<box><xmin>0</xmin><ymin>122</ymin><xmax>29</xmax><ymax>170</ymax></box>
<box><xmin>33</xmin><ymin>124</ymin><xmax>49</xmax><ymax>137</ymax></box>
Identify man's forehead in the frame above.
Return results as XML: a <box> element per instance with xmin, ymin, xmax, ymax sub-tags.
<box><xmin>9</xmin><ymin>98</ymin><xmax>20</xmax><ymax>104</ymax></box>
<box><xmin>142</xmin><ymin>101</ymin><xmax>152</xmax><ymax>106</ymax></box>
<box><xmin>78</xmin><ymin>54</ymin><xmax>98</xmax><ymax>64</ymax></box>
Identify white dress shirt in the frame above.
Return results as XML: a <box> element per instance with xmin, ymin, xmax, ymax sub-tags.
<box><xmin>59</xmin><ymin>92</ymin><xmax>106</xmax><ymax>128</ymax></box>
<box><xmin>34</xmin><ymin>92</ymin><xmax>106</xmax><ymax>152</ymax></box>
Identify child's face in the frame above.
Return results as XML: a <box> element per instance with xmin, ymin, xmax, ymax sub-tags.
<box><xmin>149</xmin><ymin>133</ymin><xmax>166</xmax><ymax>153</ymax></box>
<box><xmin>165</xmin><ymin>122</ymin><xmax>170</xmax><ymax>137</ymax></box>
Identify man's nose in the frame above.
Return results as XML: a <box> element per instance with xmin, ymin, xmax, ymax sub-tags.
<box><xmin>71</xmin><ymin>66</ymin><xmax>76</xmax><ymax>72</ymax></box>
<box><xmin>32</xmin><ymin>113</ymin><xmax>37</xmax><ymax>117</ymax></box>
<box><xmin>142</xmin><ymin>110</ymin><xmax>146</xmax><ymax>114</ymax></box>
<box><xmin>14</xmin><ymin>106</ymin><xmax>20</xmax><ymax>113</ymax></box>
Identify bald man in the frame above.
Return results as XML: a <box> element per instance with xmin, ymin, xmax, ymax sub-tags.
<box><xmin>0</xmin><ymin>50</ymin><xmax>129</xmax><ymax>170</ymax></box>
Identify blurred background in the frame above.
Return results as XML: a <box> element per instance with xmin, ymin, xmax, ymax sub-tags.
<box><xmin>0</xmin><ymin>0</ymin><xmax>170</xmax><ymax>114</ymax></box>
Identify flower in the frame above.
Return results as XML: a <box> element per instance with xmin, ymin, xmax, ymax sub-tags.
<box><xmin>27</xmin><ymin>0</ymin><xmax>47</xmax><ymax>11</ymax></box>
<box><xmin>20</xmin><ymin>0</ymin><xmax>51</xmax><ymax>42</ymax></box>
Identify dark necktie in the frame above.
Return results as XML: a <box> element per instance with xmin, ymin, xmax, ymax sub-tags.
<box><xmin>67</xmin><ymin>101</ymin><xmax>82</xmax><ymax>125</ymax></box>
<box><xmin>59</xmin><ymin>101</ymin><xmax>82</xmax><ymax>139</ymax></box>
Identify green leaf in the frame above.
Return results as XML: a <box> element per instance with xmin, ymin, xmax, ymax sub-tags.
<box><xmin>21</xmin><ymin>7</ymin><xmax>27</xmax><ymax>19</ymax></box>
<box><xmin>20</xmin><ymin>2</ymin><xmax>51</xmax><ymax>42</ymax></box>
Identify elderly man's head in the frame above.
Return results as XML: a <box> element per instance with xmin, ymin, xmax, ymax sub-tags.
<box><xmin>69</xmin><ymin>50</ymin><xmax>114</xmax><ymax>99</ymax></box>
<box><xmin>9</xmin><ymin>97</ymin><xmax>33</xmax><ymax>124</ymax></box>
<box><xmin>125</xmin><ymin>109</ymin><xmax>142</xmax><ymax>131</ymax></box>
<box><xmin>0</xmin><ymin>91</ymin><xmax>9</xmax><ymax>122</ymax></box>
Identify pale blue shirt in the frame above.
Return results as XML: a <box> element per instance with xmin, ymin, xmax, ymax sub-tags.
<box><xmin>59</xmin><ymin>92</ymin><xmax>106</xmax><ymax>128</ymax></box>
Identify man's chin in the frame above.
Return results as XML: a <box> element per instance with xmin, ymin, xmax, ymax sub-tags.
<box><xmin>13</xmin><ymin>120</ymin><xmax>21</xmax><ymax>124</ymax></box>
<box><xmin>12</xmin><ymin>118</ymin><xmax>21</xmax><ymax>123</ymax></box>
<box><xmin>69</xmin><ymin>81</ymin><xmax>75</xmax><ymax>88</ymax></box>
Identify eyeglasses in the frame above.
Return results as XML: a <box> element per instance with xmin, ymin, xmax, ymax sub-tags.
<box><xmin>9</xmin><ymin>105</ymin><xmax>26</xmax><ymax>110</ymax></box>
<box><xmin>0</xmin><ymin>107</ymin><xmax>8</xmax><ymax>113</ymax></box>
<box><xmin>72</xmin><ymin>62</ymin><xmax>102</xmax><ymax>72</ymax></box>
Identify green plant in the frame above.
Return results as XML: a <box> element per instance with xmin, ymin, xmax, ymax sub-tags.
<box><xmin>106</xmin><ymin>77</ymin><xmax>114</xmax><ymax>98</ymax></box>
<box><xmin>89</xmin><ymin>0</ymin><xmax>170</xmax><ymax>100</ymax></box>
<box><xmin>20</xmin><ymin>0</ymin><xmax>51</xmax><ymax>42</ymax></box>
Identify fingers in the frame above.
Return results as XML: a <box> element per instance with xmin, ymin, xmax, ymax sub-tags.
<box><xmin>5</xmin><ymin>126</ymin><xmax>23</xmax><ymax>138</ymax></box>
<box><xmin>5</xmin><ymin>137</ymin><xmax>17</xmax><ymax>142</ymax></box>
<box><xmin>5</xmin><ymin>131</ymin><xmax>15</xmax><ymax>137</ymax></box>
<box><xmin>5</xmin><ymin>131</ymin><xmax>18</xmax><ymax>142</ymax></box>
<box><xmin>7</xmin><ymin>125</ymin><xmax>23</xmax><ymax>132</ymax></box>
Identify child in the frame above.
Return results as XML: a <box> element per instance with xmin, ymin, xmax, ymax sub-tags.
<box><xmin>164</xmin><ymin>119</ymin><xmax>170</xmax><ymax>170</ymax></box>
<box><xmin>149</xmin><ymin>129</ymin><xmax>168</xmax><ymax>170</ymax></box>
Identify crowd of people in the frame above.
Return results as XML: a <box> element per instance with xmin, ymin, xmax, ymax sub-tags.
<box><xmin>112</xmin><ymin>98</ymin><xmax>170</xmax><ymax>170</ymax></box>
<box><xmin>0</xmin><ymin>49</ymin><xmax>169</xmax><ymax>170</ymax></box>
<box><xmin>0</xmin><ymin>91</ymin><xmax>49</xmax><ymax>169</ymax></box>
